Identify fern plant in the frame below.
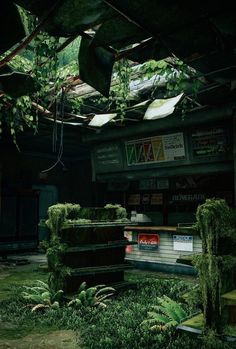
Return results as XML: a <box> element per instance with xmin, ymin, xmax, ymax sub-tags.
<box><xmin>141</xmin><ymin>295</ymin><xmax>188</xmax><ymax>332</ymax></box>
<box><xmin>68</xmin><ymin>281</ymin><xmax>115</xmax><ymax>309</ymax></box>
<box><xmin>22</xmin><ymin>280</ymin><xmax>64</xmax><ymax>312</ymax></box>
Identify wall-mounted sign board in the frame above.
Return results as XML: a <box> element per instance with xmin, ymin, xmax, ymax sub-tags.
<box><xmin>171</xmin><ymin>193</ymin><xmax>206</xmax><ymax>203</ymax></box>
<box><xmin>139</xmin><ymin>178</ymin><xmax>169</xmax><ymax>190</ymax></box>
<box><xmin>191</xmin><ymin>127</ymin><xmax>230</xmax><ymax>158</ymax></box>
<box><xmin>128</xmin><ymin>194</ymin><xmax>141</xmax><ymax>205</ymax></box>
<box><xmin>125</xmin><ymin>132</ymin><xmax>185</xmax><ymax>166</ymax></box>
<box><xmin>91</xmin><ymin>142</ymin><xmax>123</xmax><ymax>173</ymax></box>
<box><xmin>138</xmin><ymin>233</ymin><xmax>160</xmax><ymax>250</ymax></box>
<box><xmin>151</xmin><ymin>193</ymin><xmax>163</xmax><ymax>205</ymax></box>
<box><xmin>173</xmin><ymin>235</ymin><xmax>193</xmax><ymax>252</ymax></box>
<box><xmin>91</xmin><ymin>123</ymin><xmax>232</xmax><ymax>180</ymax></box>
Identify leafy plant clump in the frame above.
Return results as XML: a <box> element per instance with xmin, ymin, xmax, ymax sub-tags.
<box><xmin>46</xmin><ymin>203</ymin><xmax>81</xmax><ymax>236</ymax></box>
<box><xmin>141</xmin><ymin>295</ymin><xmax>188</xmax><ymax>332</ymax></box>
<box><xmin>104</xmin><ymin>203</ymin><xmax>127</xmax><ymax>220</ymax></box>
<box><xmin>193</xmin><ymin>199</ymin><xmax>234</xmax><ymax>332</ymax></box>
<box><xmin>21</xmin><ymin>280</ymin><xmax>64</xmax><ymax>312</ymax></box>
<box><xmin>68</xmin><ymin>281</ymin><xmax>115</xmax><ymax>309</ymax></box>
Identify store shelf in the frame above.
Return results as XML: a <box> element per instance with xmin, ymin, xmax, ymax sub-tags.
<box><xmin>65</xmin><ymin>241</ymin><xmax>137</xmax><ymax>252</ymax></box>
<box><xmin>125</xmin><ymin>225</ymin><xmax>176</xmax><ymax>232</ymax></box>
<box><xmin>71</xmin><ymin>263</ymin><xmax>133</xmax><ymax>276</ymax></box>
<box><xmin>61</xmin><ymin>222</ymin><xmax>134</xmax><ymax>230</ymax></box>
<box><xmin>176</xmin><ymin>252</ymin><xmax>203</xmax><ymax>266</ymax></box>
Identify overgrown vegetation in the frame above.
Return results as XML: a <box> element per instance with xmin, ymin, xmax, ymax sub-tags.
<box><xmin>68</xmin><ymin>281</ymin><xmax>115</xmax><ymax>309</ymax></box>
<box><xmin>22</xmin><ymin>280</ymin><xmax>64</xmax><ymax>312</ymax></box>
<box><xmin>193</xmin><ymin>199</ymin><xmax>236</xmax><ymax>332</ymax></box>
<box><xmin>44</xmin><ymin>203</ymin><xmax>129</xmax><ymax>291</ymax></box>
<box><xmin>45</xmin><ymin>203</ymin><xmax>128</xmax><ymax>236</ymax></box>
<box><xmin>141</xmin><ymin>295</ymin><xmax>189</xmax><ymax>332</ymax></box>
<box><xmin>0</xmin><ymin>266</ymin><xmax>234</xmax><ymax>348</ymax></box>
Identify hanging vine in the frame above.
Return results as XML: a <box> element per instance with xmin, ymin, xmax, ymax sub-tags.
<box><xmin>139</xmin><ymin>57</ymin><xmax>202</xmax><ymax>118</ymax></box>
<box><xmin>0</xmin><ymin>7</ymin><xmax>63</xmax><ymax>145</ymax></box>
<box><xmin>114</xmin><ymin>58</ymin><xmax>131</xmax><ymax>119</ymax></box>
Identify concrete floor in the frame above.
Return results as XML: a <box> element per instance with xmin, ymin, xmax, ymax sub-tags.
<box><xmin>0</xmin><ymin>252</ymin><xmax>47</xmax><ymax>264</ymax></box>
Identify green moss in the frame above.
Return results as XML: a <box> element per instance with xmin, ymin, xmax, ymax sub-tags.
<box><xmin>46</xmin><ymin>203</ymin><xmax>81</xmax><ymax>236</ymax></box>
<box><xmin>181</xmin><ymin>313</ymin><xmax>204</xmax><ymax>329</ymax></box>
<box><xmin>48</xmin><ymin>266</ymin><xmax>71</xmax><ymax>291</ymax></box>
<box><xmin>193</xmin><ymin>199</ymin><xmax>236</xmax><ymax>332</ymax></box>
<box><xmin>45</xmin><ymin>203</ymin><xmax>128</xmax><ymax>293</ymax></box>
<box><xmin>104</xmin><ymin>204</ymin><xmax>127</xmax><ymax>220</ymax></box>
<box><xmin>63</xmin><ymin>219</ymin><xmax>92</xmax><ymax>226</ymax></box>
<box><xmin>221</xmin><ymin>289</ymin><xmax>236</xmax><ymax>306</ymax></box>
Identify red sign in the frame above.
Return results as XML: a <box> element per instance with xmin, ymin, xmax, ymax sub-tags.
<box><xmin>138</xmin><ymin>234</ymin><xmax>160</xmax><ymax>250</ymax></box>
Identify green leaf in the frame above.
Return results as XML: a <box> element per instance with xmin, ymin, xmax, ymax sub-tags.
<box><xmin>78</xmin><ymin>281</ymin><xmax>87</xmax><ymax>293</ymax></box>
<box><xmin>95</xmin><ymin>287</ymin><xmax>115</xmax><ymax>297</ymax></box>
<box><xmin>51</xmin><ymin>289</ymin><xmax>64</xmax><ymax>302</ymax></box>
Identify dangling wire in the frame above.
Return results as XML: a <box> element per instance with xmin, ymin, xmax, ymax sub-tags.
<box><xmin>41</xmin><ymin>88</ymin><xmax>66</xmax><ymax>173</ymax></box>
<box><xmin>52</xmin><ymin>97</ymin><xmax>58</xmax><ymax>153</ymax></box>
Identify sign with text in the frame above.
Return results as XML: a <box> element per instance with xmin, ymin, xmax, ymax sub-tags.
<box><xmin>171</xmin><ymin>193</ymin><xmax>206</xmax><ymax>203</ymax></box>
<box><xmin>151</xmin><ymin>193</ymin><xmax>163</xmax><ymax>205</ymax></box>
<box><xmin>126</xmin><ymin>133</ymin><xmax>185</xmax><ymax>166</ymax></box>
<box><xmin>92</xmin><ymin>142</ymin><xmax>123</xmax><ymax>173</ymax></box>
<box><xmin>173</xmin><ymin>235</ymin><xmax>193</xmax><ymax>252</ymax></box>
<box><xmin>128</xmin><ymin>194</ymin><xmax>141</xmax><ymax>205</ymax></box>
<box><xmin>191</xmin><ymin>127</ymin><xmax>230</xmax><ymax>157</ymax></box>
<box><xmin>138</xmin><ymin>233</ymin><xmax>160</xmax><ymax>250</ymax></box>
<box><xmin>139</xmin><ymin>178</ymin><xmax>169</xmax><ymax>190</ymax></box>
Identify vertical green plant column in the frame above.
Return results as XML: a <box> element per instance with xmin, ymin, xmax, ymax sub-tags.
<box><xmin>194</xmin><ymin>199</ymin><xmax>231</xmax><ymax>332</ymax></box>
<box><xmin>46</xmin><ymin>203</ymin><xmax>81</xmax><ymax>291</ymax></box>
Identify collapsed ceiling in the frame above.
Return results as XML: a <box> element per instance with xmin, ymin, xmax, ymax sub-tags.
<box><xmin>0</xmin><ymin>1</ymin><xmax>236</xmax><ymax>155</ymax></box>
<box><xmin>1</xmin><ymin>0</ymin><xmax>236</xmax><ymax>96</ymax></box>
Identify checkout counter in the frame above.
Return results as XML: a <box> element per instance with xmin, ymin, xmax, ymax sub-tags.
<box><xmin>124</xmin><ymin>224</ymin><xmax>202</xmax><ymax>275</ymax></box>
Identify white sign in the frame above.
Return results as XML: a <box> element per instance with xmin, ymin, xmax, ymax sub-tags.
<box><xmin>173</xmin><ymin>235</ymin><xmax>193</xmax><ymax>252</ymax></box>
<box><xmin>126</xmin><ymin>132</ymin><xmax>185</xmax><ymax>166</ymax></box>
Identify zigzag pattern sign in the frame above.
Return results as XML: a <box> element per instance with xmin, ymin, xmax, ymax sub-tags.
<box><xmin>125</xmin><ymin>132</ymin><xmax>185</xmax><ymax>166</ymax></box>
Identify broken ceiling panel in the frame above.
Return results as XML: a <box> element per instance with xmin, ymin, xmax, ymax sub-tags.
<box><xmin>0</xmin><ymin>2</ymin><xmax>25</xmax><ymax>54</ymax></box>
<box><xmin>16</xmin><ymin>0</ymin><xmax>115</xmax><ymax>37</ymax></box>
<box><xmin>144</xmin><ymin>93</ymin><xmax>184</xmax><ymax>120</ymax></box>
<box><xmin>88</xmin><ymin>113</ymin><xmax>117</xmax><ymax>127</ymax></box>
<box><xmin>79</xmin><ymin>36</ymin><xmax>115</xmax><ymax>97</ymax></box>
<box><xmin>91</xmin><ymin>16</ymin><xmax>148</xmax><ymax>49</ymax></box>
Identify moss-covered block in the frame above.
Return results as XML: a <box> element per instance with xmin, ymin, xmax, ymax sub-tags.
<box><xmin>181</xmin><ymin>313</ymin><xmax>204</xmax><ymax>330</ymax></box>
